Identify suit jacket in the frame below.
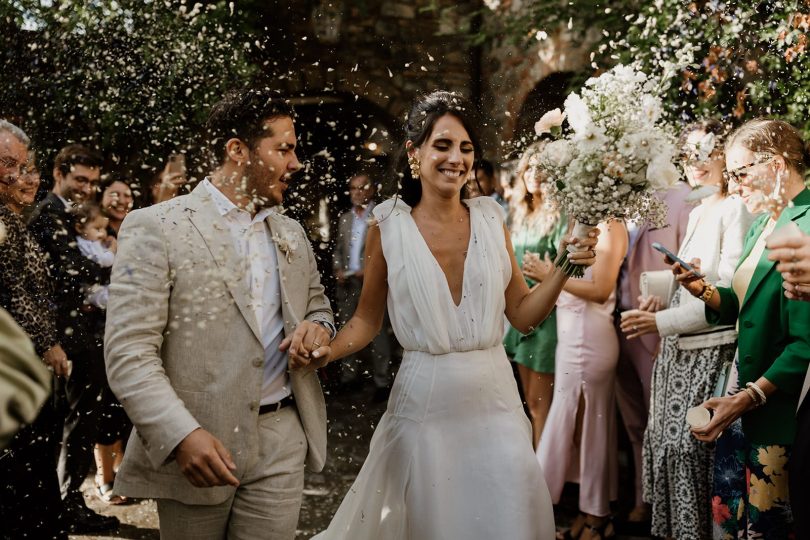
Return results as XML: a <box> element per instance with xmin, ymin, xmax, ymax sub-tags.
<box><xmin>105</xmin><ymin>184</ymin><xmax>333</xmax><ymax>505</ymax></box>
<box><xmin>28</xmin><ymin>193</ymin><xmax>108</xmax><ymax>354</ymax></box>
<box><xmin>617</xmin><ymin>182</ymin><xmax>692</xmax><ymax>356</ymax></box>
<box><xmin>707</xmin><ymin>188</ymin><xmax>810</xmax><ymax>444</ymax></box>
<box><xmin>332</xmin><ymin>203</ymin><xmax>375</xmax><ymax>273</ymax></box>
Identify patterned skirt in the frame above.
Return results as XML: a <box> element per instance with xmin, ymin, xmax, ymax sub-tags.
<box><xmin>642</xmin><ymin>333</ymin><xmax>736</xmax><ymax>540</ymax></box>
<box><xmin>713</xmin><ymin>419</ymin><xmax>795</xmax><ymax>540</ymax></box>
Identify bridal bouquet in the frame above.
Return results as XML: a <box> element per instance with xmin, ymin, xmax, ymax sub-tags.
<box><xmin>534</xmin><ymin>65</ymin><xmax>680</xmax><ymax>277</ymax></box>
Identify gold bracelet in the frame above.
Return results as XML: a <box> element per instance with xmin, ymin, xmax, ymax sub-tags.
<box><xmin>746</xmin><ymin>382</ymin><xmax>767</xmax><ymax>405</ymax></box>
<box><xmin>699</xmin><ymin>283</ymin><xmax>716</xmax><ymax>303</ymax></box>
<box><xmin>742</xmin><ymin>387</ymin><xmax>760</xmax><ymax>407</ymax></box>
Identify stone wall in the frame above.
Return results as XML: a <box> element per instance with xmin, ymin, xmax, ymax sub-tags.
<box><xmin>267</xmin><ymin>0</ymin><xmax>481</xmax><ymax>125</ymax></box>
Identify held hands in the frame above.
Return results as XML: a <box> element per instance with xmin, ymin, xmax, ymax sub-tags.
<box><xmin>619</xmin><ymin>295</ymin><xmax>663</xmax><ymax>339</ymax></box>
<box><xmin>690</xmin><ymin>393</ymin><xmax>754</xmax><ymax>443</ymax></box>
<box><xmin>280</xmin><ymin>320</ymin><xmax>332</xmax><ymax>371</ymax></box>
<box><xmin>766</xmin><ymin>234</ymin><xmax>810</xmax><ymax>301</ymax></box>
<box><xmin>175</xmin><ymin>428</ymin><xmax>239</xmax><ymax>488</ymax></box>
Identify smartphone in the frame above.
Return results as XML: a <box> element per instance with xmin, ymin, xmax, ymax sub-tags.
<box><xmin>166</xmin><ymin>153</ymin><xmax>186</xmax><ymax>175</ymax></box>
<box><xmin>651</xmin><ymin>242</ymin><xmax>704</xmax><ymax>277</ymax></box>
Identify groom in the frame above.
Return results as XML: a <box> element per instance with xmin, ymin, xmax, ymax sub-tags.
<box><xmin>105</xmin><ymin>89</ymin><xmax>334</xmax><ymax>539</ymax></box>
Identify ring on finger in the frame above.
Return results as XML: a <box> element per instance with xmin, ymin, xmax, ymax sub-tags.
<box><xmin>312</xmin><ymin>341</ymin><xmax>321</xmax><ymax>348</ymax></box>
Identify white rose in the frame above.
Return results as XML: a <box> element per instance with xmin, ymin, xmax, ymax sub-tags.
<box><xmin>541</xmin><ymin>139</ymin><xmax>574</xmax><ymax>168</ymax></box>
<box><xmin>534</xmin><ymin>108</ymin><xmax>566</xmax><ymax>136</ymax></box>
<box><xmin>563</xmin><ymin>93</ymin><xmax>592</xmax><ymax>134</ymax></box>
<box><xmin>646</xmin><ymin>157</ymin><xmax>681</xmax><ymax>190</ymax></box>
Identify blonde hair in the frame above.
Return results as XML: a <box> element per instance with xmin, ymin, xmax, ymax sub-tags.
<box><xmin>726</xmin><ymin>118</ymin><xmax>810</xmax><ymax>176</ymax></box>
<box><xmin>508</xmin><ymin>141</ymin><xmax>561</xmax><ymax>235</ymax></box>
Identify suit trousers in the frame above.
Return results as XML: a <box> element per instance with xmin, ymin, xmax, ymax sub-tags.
<box><xmin>613</xmin><ymin>316</ymin><xmax>657</xmax><ymax>507</ymax></box>
<box><xmin>157</xmin><ymin>406</ymin><xmax>308</xmax><ymax>540</ymax></box>
<box><xmin>0</xmin><ymin>397</ymin><xmax>67</xmax><ymax>539</ymax></box>
<box><xmin>56</xmin><ymin>343</ymin><xmax>107</xmax><ymax>508</ymax></box>
<box><xmin>790</xmin><ymin>399</ymin><xmax>810</xmax><ymax>539</ymax></box>
<box><xmin>336</xmin><ymin>277</ymin><xmax>391</xmax><ymax>388</ymax></box>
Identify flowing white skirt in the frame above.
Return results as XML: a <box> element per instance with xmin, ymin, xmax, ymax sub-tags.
<box><xmin>312</xmin><ymin>345</ymin><xmax>555</xmax><ymax>540</ymax></box>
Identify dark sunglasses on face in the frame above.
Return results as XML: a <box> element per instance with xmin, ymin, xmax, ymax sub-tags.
<box><xmin>723</xmin><ymin>154</ymin><xmax>773</xmax><ymax>185</ymax></box>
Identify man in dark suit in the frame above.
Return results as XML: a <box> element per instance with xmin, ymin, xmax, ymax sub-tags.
<box><xmin>28</xmin><ymin>144</ymin><xmax>118</xmax><ymax>533</ymax></box>
<box><xmin>333</xmin><ymin>172</ymin><xmax>392</xmax><ymax>401</ymax></box>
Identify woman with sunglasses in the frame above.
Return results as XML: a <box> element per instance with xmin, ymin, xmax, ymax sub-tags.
<box><xmin>674</xmin><ymin>118</ymin><xmax>810</xmax><ymax>537</ymax></box>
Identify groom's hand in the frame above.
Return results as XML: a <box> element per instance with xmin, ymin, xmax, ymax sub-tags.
<box><xmin>280</xmin><ymin>320</ymin><xmax>331</xmax><ymax>370</ymax></box>
<box><xmin>175</xmin><ymin>428</ymin><xmax>240</xmax><ymax>488</ymax></box>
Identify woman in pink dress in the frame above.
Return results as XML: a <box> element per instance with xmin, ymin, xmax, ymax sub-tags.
<box><xmin>530</xmin><ymin>220</ymin><xmax>627</xmax><ymax>540</ymax></box>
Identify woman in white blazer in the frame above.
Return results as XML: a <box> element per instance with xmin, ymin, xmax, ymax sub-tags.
<box><xmin>620</xmin><ymin>119</ymin><xmax>754</xmax><ymax>539</ymax></box>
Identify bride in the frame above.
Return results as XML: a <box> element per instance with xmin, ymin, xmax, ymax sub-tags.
<box><xmin>289</xmin><ymin>91</ymin><xmax>598</xmax><ymax>539</ymax></box>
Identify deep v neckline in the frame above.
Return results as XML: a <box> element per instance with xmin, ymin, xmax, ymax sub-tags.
<box><xmin>410</xmin><ymin>201</ymin><xmax>474</xmax><ymax>309</ymax></box>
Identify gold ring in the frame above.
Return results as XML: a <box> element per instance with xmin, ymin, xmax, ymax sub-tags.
<box><xmin>312</xmin><ymin>341</ymin><xmax>321</xmax><ymax>348</ymax></box>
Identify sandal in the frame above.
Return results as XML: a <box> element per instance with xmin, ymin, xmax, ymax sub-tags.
<box><xmin>556</xmin><ymin>513</ymin><xmax>586</xmax><ymax>540</ymax></box>
<box><xmin>582</xmin><ymin>518</ymin><xmax>615</xmax><ymax>540</ymax></box>
<box><xmin>96</xmin><ymin>481</ymin><xmax>129</xmax><ymax>505</ymax></box>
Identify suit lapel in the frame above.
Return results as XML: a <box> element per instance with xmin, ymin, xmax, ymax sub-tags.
<box><xmin>185</xmin><ymin>185</ymin><xmax>262</xmax><ymax>342</ymax></box>
<box><xmin>741</xmin><ymin>190</ymin><xmax>810</xmax><ymax>310</ymax></box>
<box><xmin>265</xmin><ymin>212</ymin><xmax>300</xmax><ymax>335</ymax></box>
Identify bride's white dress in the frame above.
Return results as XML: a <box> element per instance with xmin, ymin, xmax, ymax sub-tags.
<box><xmin>312</xmin><ymin>197</ymin><xmax>555</xmax><ymax>540</ymax></box>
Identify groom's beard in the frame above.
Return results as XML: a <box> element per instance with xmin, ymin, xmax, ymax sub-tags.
<box><xmin>243</xmin><ymin>159</ymin><xmax>282</xmax><ymax>210</ymax></box>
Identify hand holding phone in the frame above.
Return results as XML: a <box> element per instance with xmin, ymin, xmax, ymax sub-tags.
<box><xmin>651</xmin><ymin>242</ymin><xmax>704</xmax><ymax>277</ymax></box>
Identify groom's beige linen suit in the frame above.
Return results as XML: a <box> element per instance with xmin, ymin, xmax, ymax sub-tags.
<box><xmin>105</xmin><ymin>183</ymin><xmax>332</xmax><ymax>537</ymax></box>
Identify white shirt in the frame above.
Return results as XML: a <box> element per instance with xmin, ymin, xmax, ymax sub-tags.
<box><xmin>348</xmin><ymin>203</ymin><xmax>374</xmax><ymax>273</ymax></box>
<box><xmin>203</xmin><ymin>180</ymin><xmax>290</xmax><ymax>405</ymax></box>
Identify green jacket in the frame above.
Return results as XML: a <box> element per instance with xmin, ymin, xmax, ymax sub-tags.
<box><xmin>706</xmin><ymin>189</ymin><xmax>810</xmax><ymax>445</ymax></box>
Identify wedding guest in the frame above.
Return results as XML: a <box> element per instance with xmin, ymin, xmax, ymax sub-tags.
<box><xmin>534</xmin><ymin>218</ymin><xmax>628</xmax><ymax>539</ymax></box>
<box><xmin>99</xmin><ymin>176</ymin><xmax>134</xmax><ymax>235</ymax></box>
<box><xmin>767</xmin><ymin>226</ymin><xmax>810</xmax><ymax>539</ymax></box>
<box><xmin>612</xmin><ymin>159</ymin><xmax>691</xmax><ymax>529</ymax></box>
<box><xmin>620</xmin><ymin>119</ymin><xmax>753</xmax><ymax>539</ymax></box>
<box><xmin>676</xmin><ymin>118</ymin><xmax>810</xmax><ymax>537</ymax></box>
<box><xmin>0</xmin><ymin>122</ymin><xmax>68</xmax><ymax>538</ymax></box>
<box><xmin>146</xmin><ymin>156</ymin><xmax>187</xmax><ymax>205</ymax></box>
<box><xmin>94</xmin><ymin>177</ymin><xmax>133</xmax><ymax>504</ymax></box>
<box><xmin>503</xmin><ymin>142</ymin><xmax>566</xmax><ymax>449</ymax></box>
<box><xmin>28</xmin><ymin>143</ymin><xmax>119</xmax><ymax>532</ymax></box>
<box><xmin>333</xmin><ymin>171</ymin><xmax>392</xmax><ymax>401</ymax></box>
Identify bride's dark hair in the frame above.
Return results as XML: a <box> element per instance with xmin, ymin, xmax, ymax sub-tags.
<box><xmin>394</xmin><ymin>91</ymin><xmax>485</xmax><ymax>207</ymax></box>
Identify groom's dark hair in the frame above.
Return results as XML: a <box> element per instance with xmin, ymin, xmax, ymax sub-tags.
<box><xmin>206</xmin><ymin>88</ymin><xmax>295</xmax><ymax>163</ymax></box>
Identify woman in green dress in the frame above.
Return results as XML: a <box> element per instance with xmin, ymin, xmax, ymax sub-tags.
<box><xmin>503</xmin><ymin>142</ymin><xmax>566</xmax><ymax>449</ymax></box>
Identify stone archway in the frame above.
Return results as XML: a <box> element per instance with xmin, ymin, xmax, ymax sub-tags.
<box><xmin>513</xmin><ymin>71</ymin><xmax>576</xmax><ymax>144</ymax></box>
<box><xmin>483</xmin><ymin>27</ymin><xmax>598</xmax><ymax>154</ymax></box>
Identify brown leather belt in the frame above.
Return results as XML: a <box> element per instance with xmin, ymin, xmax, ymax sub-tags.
<box><xmin>258</xmin><ymin>395</ymin><xmax>295</xmax><ymax>415</ymax></box>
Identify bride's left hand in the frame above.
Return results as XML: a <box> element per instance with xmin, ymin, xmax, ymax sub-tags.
<box><xmin>559</xmin><ymin>228</ymin><xmax>600</xmax><ymax>267</ymax></box>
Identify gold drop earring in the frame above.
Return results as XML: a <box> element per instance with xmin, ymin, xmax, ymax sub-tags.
<box><xmin>408</xmin><ymin>154</ymin><xmax>421</xmax><ymax>180</ymax></box>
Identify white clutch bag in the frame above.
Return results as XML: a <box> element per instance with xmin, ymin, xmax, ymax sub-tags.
<box><xmin>639</xmin><ymin>270</ymin><xmax>676</xmax><ymax>309</ymax></box>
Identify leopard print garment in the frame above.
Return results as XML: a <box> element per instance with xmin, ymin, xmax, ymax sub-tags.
<box><xmin>0</xmin><ymin>204</ymin><xmax>57</xmax><ymax>355</ymax></box>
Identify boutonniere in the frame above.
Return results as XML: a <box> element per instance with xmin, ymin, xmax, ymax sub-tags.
<box><xmin>272</xmin><ymin>231</ymin><xmax>299</xmax><ymax>264</ymax></box>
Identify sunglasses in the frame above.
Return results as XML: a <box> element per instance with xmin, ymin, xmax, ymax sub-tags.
<box><xmin>723</xmin><ymin>153</ymin><xmax>773</xmax><ymax>185</ymax></box>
